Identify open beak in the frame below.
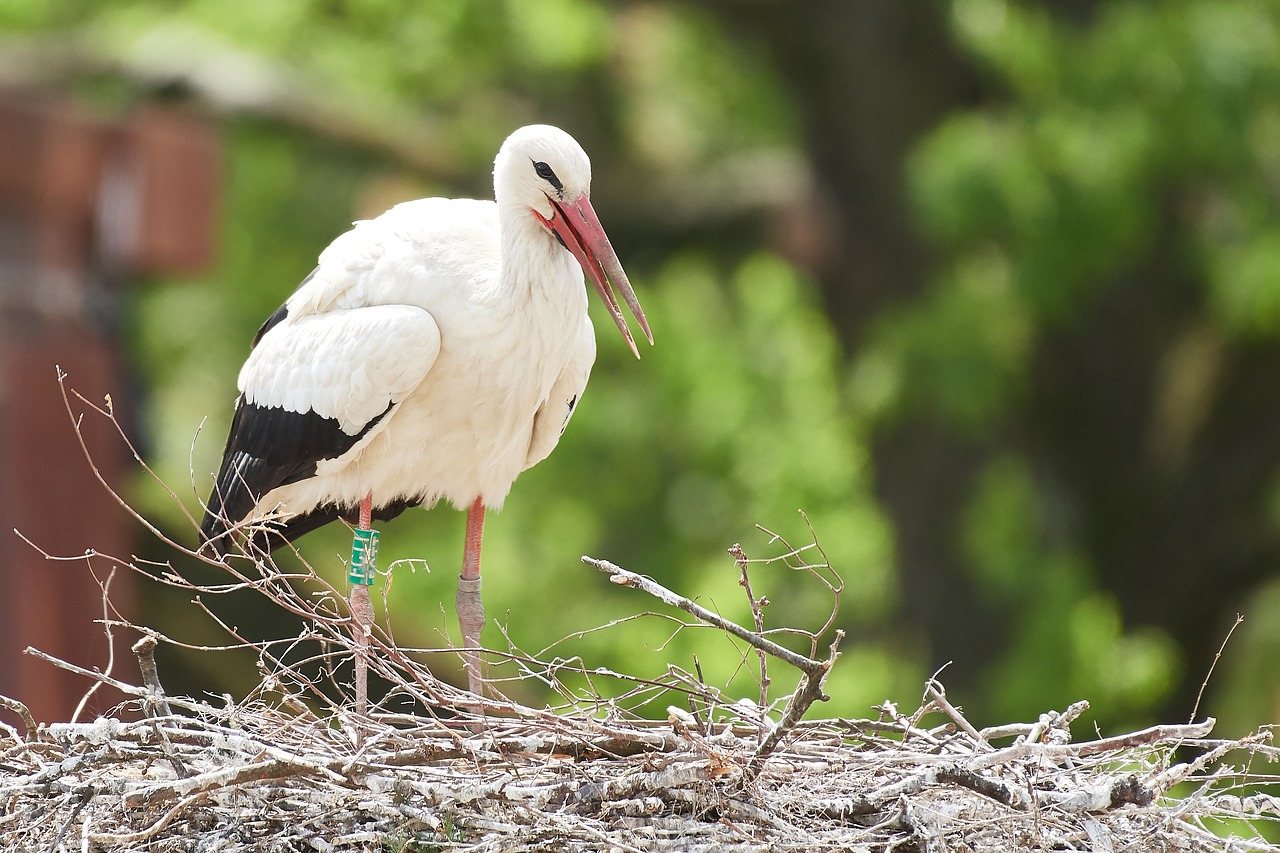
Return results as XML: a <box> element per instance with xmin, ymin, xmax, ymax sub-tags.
<box><xmin>538</xmin><ymin>193</ymin><xmax>652</xmax><ymax>358</ymax></box>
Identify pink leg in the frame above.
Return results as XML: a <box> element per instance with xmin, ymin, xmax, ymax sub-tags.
<box><xmin>456</xmin><ymin>498</ymin><xmax>486</xmax><ymax>695</ymax></box>
<box><xmin>358</xmin><ymin>493</ymin><xmax>373</xmax><ymax>530</ymax></box>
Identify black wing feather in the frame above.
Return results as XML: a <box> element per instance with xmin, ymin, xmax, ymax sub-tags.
<box><xmin>200</xmin><ymin>396</ymin><xmax>393</xmax><ymax>554</ymax></box>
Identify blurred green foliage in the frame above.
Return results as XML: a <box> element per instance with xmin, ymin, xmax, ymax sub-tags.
<box><xmin>958</xmin><ymin>455</ymin><xmax>1180</xmax><ymax>721</ymax></box>
<box><xmin>853</xmin><ymin>0</ymin><xmax>1280</xmax><ymax>732</ymax></box>
<box><xmin>7</xmin><ymin>0</ymin><xmax>1280</xmax><ymax>740</ymax></box>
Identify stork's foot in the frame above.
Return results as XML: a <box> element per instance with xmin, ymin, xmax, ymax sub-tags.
<box><xmin>455</xmin><ymin>575</ymin><xmax>485</xmax><ymax>696</ymax></box>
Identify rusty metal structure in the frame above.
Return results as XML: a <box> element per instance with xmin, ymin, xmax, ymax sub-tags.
<box><xmin>0</xmin><ymin>92</ymin><xmax>217</xmax><ymax>723</ymax></box>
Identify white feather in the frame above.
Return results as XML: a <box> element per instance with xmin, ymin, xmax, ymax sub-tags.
<box><xmin>240</xmin><ymin>306</ymin><xmax>440</xmax><ymax>434</ymax></box>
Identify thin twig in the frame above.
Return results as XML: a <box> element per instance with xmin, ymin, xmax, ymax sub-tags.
<box><xmin>756</xmin><ymin>513</ymin><xmax>844</xmax><ymax>649</ymax></box>
<box><xmin>53</xmin><ymin>367</ymin><xmax>193</xmax><ymax>553</ymax></box>
<box><xmin>71</xmin><ymin>566</ymin><xmax>117</xmax><ymax>724</ymax></box>
<box><xmin>730</xmin><ymin>543</ymin><xmax>771</xmax><ymax>718</ymax></box>
<box><xmin>1190</xmin><ymin>613</ymin><xmax>1243</xmax><ymax>725</ymax></box>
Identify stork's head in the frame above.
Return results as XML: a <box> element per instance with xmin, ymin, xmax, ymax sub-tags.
<box><xmin>495</xmin><ymin>124</ymin><xmax>652</xmax><ymax>358</ymax></box>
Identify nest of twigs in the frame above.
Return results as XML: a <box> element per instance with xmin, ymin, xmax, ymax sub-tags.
<box><xmin>1</xmin><ymin>677</ymin><xmax>1274</xmax><ymax>853</ymax></box>
<box><xmin>2</xmin><ymin>546</ymin><xmax>1279</xmax><ymax>852</ymax></box>
<box><xmin>3</xmin><ymin>377</ymin><xmax>1279</xmax><ymax>851</ymax></box>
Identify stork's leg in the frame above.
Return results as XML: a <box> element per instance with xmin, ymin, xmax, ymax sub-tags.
<box><xmin>359</xmin><ymin>494</ymin><xmax>373</xmax><ymax>530</ymax></box>
<box><xmin>456</xmin><ymin>498</ymin><xmax>486</xmax><ymax>695</ymax></box>
<box><xmin>350</xmin><ymin>493</ymin><xmax>376</xmax><ymax>722</ymax></box>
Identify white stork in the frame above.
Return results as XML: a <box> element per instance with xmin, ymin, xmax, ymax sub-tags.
<box><xmin>199</xmin><ymin>124</ymin><xmax>651</xmax><ymax>691</ymax></box>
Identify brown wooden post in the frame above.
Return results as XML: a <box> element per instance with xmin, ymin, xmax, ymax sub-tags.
<box><xmin>0</xmin><ymin>92</ymin><xmax>218</xmax><ymax>725</ymax></box>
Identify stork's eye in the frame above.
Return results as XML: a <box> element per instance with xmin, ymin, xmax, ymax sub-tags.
<box><xmin>532</xmin><ymin>160</ymin><xmax>563</xmax><ymax>191</ymax></box>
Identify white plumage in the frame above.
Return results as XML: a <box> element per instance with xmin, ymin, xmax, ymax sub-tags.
<box><xmin>200</xmin><ymin>125</ymin><xmax>650</xmax><ymax>685</ymax></box>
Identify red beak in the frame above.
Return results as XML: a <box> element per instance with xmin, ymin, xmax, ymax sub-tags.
<box><xmin>537</xmin><ymin>193</ymin><xmax>652</xmax><ymax>358</ymax></box>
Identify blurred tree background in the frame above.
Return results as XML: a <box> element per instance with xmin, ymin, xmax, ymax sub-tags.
<box><xmin>3</xmin><ymin>0</ymin><xmax>1279</xmax><ymax>737</ymax></box>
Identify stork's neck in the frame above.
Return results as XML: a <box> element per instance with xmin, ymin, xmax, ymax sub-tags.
<box><xmin>494</xmin><ymin>199</ymin><xmax>578</xmax><ymax>302</ymax></box>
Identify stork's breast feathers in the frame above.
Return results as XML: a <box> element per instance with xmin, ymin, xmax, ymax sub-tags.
<box><xmin>240</xmin><ymin>306</ymin><xmax>441</xmax><ymax>435</ymax></box>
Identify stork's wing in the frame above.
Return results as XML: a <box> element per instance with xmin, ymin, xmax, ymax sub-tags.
<box><xmin>525</xmin><ymin>321</ymin><xmax>596</xmax><ymax>470</ymax></box>
<box><xmin>201</xmin><ymin>304</ymin><xmax>441</xmax><ymax>553</ymax></box>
